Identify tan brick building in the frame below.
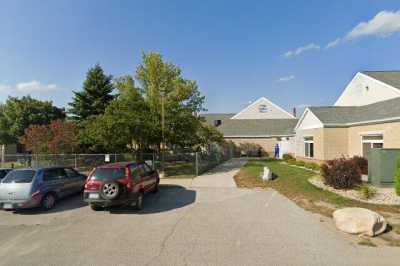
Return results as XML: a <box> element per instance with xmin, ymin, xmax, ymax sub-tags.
<box><xmin>295</xmin><ymin>71</ymin><xmax>400</xmax><ymax>163</ymax></box>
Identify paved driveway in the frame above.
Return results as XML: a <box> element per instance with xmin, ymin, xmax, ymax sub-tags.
<box><xmin>0</xmin><ymin>159</ymin><xmax>399</xmax><ymax>265</ymax></box>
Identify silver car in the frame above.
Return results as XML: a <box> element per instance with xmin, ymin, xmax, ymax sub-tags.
<box><xmin>0</xmin><ymin>167</ymin><xmax>86</xmax><ymax>211</ymax></box>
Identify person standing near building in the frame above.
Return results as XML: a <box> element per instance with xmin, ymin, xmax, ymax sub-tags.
<box><xmin>274</xmin><ymin>144</ymin><xmax>280</xmax><ymax>159</ymax></box>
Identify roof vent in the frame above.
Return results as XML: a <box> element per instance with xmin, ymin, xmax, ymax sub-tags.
<box><xmin>214</xmin><ymin>120</ymin><xmax>222</xmax><ymax>127</ymax></box>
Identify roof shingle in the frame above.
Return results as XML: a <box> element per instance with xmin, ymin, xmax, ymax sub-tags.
<box><xmin>309</xmin><ymin>97</ymin><xmax>400</xmax><ymax>125</ymax></box>
<box><xmin>362</xmin><ymin>71</ymin><xmax>400</xmax><ymax>90</ymax></box>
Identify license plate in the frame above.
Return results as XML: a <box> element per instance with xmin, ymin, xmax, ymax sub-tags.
<box><xmin>3</xmin><ymin>203</ymin><xmax>13</xmax><ymax>209</ymax></box>
<box><xmin>88</xmin><ymin>193</ymin><xmax>99</xmax><ymax>199</ymax></box>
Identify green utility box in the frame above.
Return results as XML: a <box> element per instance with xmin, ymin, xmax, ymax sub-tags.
<box><xmin>368</xmin><ymin>149</ymin><xmax>400</xmax><ymax>187</ymax></box>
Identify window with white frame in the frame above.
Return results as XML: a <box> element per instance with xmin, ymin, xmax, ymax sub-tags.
<box><xmin>362</xmin><ymin>135</ymin><xmax>383</xmax><ymax>158</ymax></box>
<box><xmin>304</xmin><ymin>136</ymin><xmax>314</xmax><ymax>158</ymax></box>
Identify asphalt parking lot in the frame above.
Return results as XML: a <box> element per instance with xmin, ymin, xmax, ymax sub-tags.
<box><xmin>0</xmin><ymin>160</ymin><xmax>399</xmax><ymax>266</ymax></box>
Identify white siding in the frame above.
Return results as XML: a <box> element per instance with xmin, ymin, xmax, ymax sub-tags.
<box><xmin>295</xmin><ymin>109</ymin><xmax>323</xmax><ymax>130</ymax></box>
<box><xmin>334</xmin><ymin>72</ymin><xmax>400</xmax><ymax>106</ymax></box>
<box><xmin>231</xmin><ymin>97</ymin><xmax>295</xmax><ymax>119</ymax></box>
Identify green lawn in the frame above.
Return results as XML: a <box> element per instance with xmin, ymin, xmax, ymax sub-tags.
<box><xmin>234</xmin><ymin>159</ymin><xmax>400</xmax><ymax>216</ymax></box>
<box><xmin>162</xmin><ymin>161</ymin><xmax>196</xmax><ymax>179</ymax></box>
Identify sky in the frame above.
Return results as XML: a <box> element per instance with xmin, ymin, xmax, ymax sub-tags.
<box><xmin>1</xmin><ymin>0</ymin><xmax>400</xmax><ymax>115</ymax></box>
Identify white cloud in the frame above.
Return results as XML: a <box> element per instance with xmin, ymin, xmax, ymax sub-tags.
<box><xmin>286</xmin><ymin>10</ymin><xmax>400</xmax><ymax>56</ymax></box>
<box><xmin>0</xmin><ymin>84</ymin><xmax>12</xmax><ymax>92</ymax></box>
<box><xmin>325</xmin><ymin>38</ymin><xmax>341</xmax><ymax>49</ymax></box>
<box><xmin>283</xmin><ymin>43</ymin><xmax>320</xmax><ymax>58</ymax></box>
<box><xmin>0</xmin><ymin>81</ymin><xmax>60</xmax><ymax>94</ymax></box>
<box><xmin>16</xmin><ymin>80</ymin><xmax>58</xmax><ymax>93</ymax></box>
<box><xmin>277</xmin><ymin>75</ymin><xmax>295</xmax><ymax>82</ymax></box>
<box><xmin>296</xmin><ymin>104</ymin><xmax>310</xmax><ymax>108</ymax></box>
<box><xmin>346</xmin><ymin>10</ymin><xmax>400</xmax><ymax>40</ymax></box>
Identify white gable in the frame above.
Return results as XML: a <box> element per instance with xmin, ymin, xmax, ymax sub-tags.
<box><xmin>334</xmin><ymin>72</ymin><xmax>400</xmax><ymax>106</ymax></box>
<box><xmin>295</xmin><ymin>109</ymin><xmax>323</xmax><ymax>131</ymax></box>
<box><xmin>231</xmin><ymin>97</ymin><xmax>295</xmax><ymax>119</ymax></box>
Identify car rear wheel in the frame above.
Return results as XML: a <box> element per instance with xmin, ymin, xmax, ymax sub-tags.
<box><xmin>90</xmin><ymin>204</ymin><xmax>104</xmax><ymax>211</ymax></box>
<box><xmin>41</xmin><ymin>193</ymin><xmax>56</xmax><ymax>210</ymax></box>
<box><xmin>135</xmin><ymin>192</ymin><xmax>144</xmax><ymax>210</ymax></box>
<box><xmin>100</xmin><ymin>182</ymin><xmax>120</xmax><ymax>200</ymax></box>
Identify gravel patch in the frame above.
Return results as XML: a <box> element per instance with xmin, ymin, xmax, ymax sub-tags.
<box><xmin>309</xmin><ymin>177</ymin><xmax>400</xmax><ymax>205</ymax></box>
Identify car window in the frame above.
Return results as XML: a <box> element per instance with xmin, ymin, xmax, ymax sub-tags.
<box><xmin>0</xmin><ymin>170</ymin><xmax>10</xmax><ymax>179</ymax></box>
<box><xmin>2</xmin><ymin>170</ymin><xmax>36</xmax><ymax>183</ymax></box>
<box><xmin>64</xmin><ymin>168</ymin><xmax>79</xmax><ymax>178</ymax></box>
<box><xmin>91</xmin><ymin>168</ymin><xmax>125</xmax><ymax>181</ymax></box>
<box><xmin>43</xmin><ymin>168</ymin><xmax>67</xmax><ymax>181</ymax></box>
<box><xmin>142</xmin><ymin>163</ymin><xmax>153</xmax><ymax>174</ymax></box>
<box><xmin>129</xmin><ymin>165</ymin><xmax>140</xmax><ymax>181</ymax></box>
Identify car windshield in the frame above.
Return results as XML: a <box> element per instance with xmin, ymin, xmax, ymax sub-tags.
<box><xmin>91</xmin><ymin>168</ymin><xmax>125</xmax><ymax>181</ymax></box>
<box><xmin>2</xmin><ymin>170</ymin><xmax>36</xmax><ymax>183</ymax></box>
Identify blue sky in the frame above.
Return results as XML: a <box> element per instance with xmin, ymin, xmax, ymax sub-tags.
<box><xmin>1</xmin><ymin>0</ymin><xmax>400</xmax><ymax>114</ymax></box>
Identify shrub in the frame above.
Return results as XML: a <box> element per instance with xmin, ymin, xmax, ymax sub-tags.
<box><xmin>351</xmin><ymin>156</ymin><xmax>368</xmax><ymax>175</ymax></box>
<box><xmin>359</xmin><ymin>185</ymin><xmax>377</xmax><ymax>199</ymax></box>
<box><xmin>295</xmin><ymin>160</ymin><xmax>306</xmax><ymax>167</ymax></box>
<box><xmin>306</xmin><ymin>162</ymin><xmax>321</xmax><ymax>171</ymax></box>
<box><xmin>282</xmin><ymin>154</ymin><xmax>294</xmax><ymax>161</ymax></box>
<box><xmin>395</xmin><ymin>156</ymin><xmax>400</xmax><ymax>196</ymax></box>
<box><xmin>321</xmin><ymin>157</ymin><xmax>361</xmax><ymax>189</ymax></box>
<box><xmin>287</xmin><ymin>158</ymin><xmax>296</xmax><ymax>165</ymax></box>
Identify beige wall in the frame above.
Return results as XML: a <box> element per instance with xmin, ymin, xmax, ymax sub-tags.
<box><xmin>225</xmin><ymin>137</ymin><xmax>280</xmax><ymax>155</ymax></box>
<box><xmin>348</xmin><ymin>122</ymin><xmax>400</xmax><ymax>157</ymax></box>
<box><xmin>323</xmin><ymin>128</ymin><xmax>348</xmax><ymax>160</ymax></box>
<box><xmin>296</xmin><ymin>121</ymin><xmax>400</xmax><ymax>162</ymax></box>
<box><xmin>295</xmin><ymin>128</ymin><xmax>324</xmax><ymax>161</ymax></box>
<box><xmin>295</xmin><ymin>127</ymin><xmax>348</xmax><ymax>161</ymax></box>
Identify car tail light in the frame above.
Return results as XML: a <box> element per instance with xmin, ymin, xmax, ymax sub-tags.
<box><xmin>31</xmin><ymin>191</ymin><xmax>41</xmax><ymax>198</ymax></box>
<box><xmin>85</xmin><ymin>180</ymin><xmax>102</xmax><ymax>191</ymax></box>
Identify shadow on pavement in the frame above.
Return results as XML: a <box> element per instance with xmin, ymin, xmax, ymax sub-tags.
<box><xmin>14</xmin><ymin>193</ymin><xmax>88</xmax><ymax>215</ymax></box>
<box><xmin>109</xmin><ymin>184</ymin><xmax>196</xmax><ymax>215</ymax></box>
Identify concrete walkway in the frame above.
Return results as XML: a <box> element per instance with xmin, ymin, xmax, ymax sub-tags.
<box><xmin>161</xmin><ymin>158</ymin><xmax>248</xmax><ymax>188</ymax></box>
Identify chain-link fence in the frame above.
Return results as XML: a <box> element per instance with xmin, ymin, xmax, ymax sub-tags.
<box><xmin>0</xmin><ymin>145</ymin><xmax>235</xmax><ymax>178</ymax></box>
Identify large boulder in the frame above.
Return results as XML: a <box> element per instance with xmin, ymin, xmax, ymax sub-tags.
<box><xmin>333</xmin><ymin>207</ymin><xmax>387</xmax><ymax>237</ymax></box>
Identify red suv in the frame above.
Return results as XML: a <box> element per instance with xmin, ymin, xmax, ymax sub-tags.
<box><xmin>83</xmin><ymin>161</ymin><xmax>159</xmax><ymax>211</ymax></box>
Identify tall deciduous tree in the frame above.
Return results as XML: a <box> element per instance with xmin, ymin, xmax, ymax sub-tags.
<box><xmin>69</xmin><ymin>64</ymin><xmax>114</xmax><ymax>122</ymax></box>
<box><xmin>135</xmin><ymin>52</ymin><xmax>206</xmax><ymax>149</ymax></box>
<box><xmin>0</xmin><ymin>96</ymin><xmax>65</xmax><ymax>145</ymax></box>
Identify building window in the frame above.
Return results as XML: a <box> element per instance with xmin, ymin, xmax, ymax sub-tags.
<box><xmin>362</xmin><ymin>135</ymin><xmax>383</xmax><ymax>158</ymax></box>
<box><xmin>304</xmin><ymin>137</ymin><xmax>314</xmax><ymax>158</ymax></box>
<box><xmin>258</xmin><ymin>104</ymin><xmax>268</xmax><ymax>113</ymax></box>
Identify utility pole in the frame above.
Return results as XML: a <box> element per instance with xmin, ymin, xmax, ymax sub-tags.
<box><xmin>161</xmin><ymin>90</ymin><xmax>165</xmax><ymax>175</ymax></box>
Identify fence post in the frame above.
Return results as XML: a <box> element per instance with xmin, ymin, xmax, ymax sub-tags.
<box><xmin>114</xmin><ymin>153</ymin><xmax>117</xmax><ymax>162</ymax></box>
<box><xmin>74</xmin><ymin>154</ymin><xmax>77</xmax><ymax>169</ymax></box>
<box><xmin>195</xmin><ymin>152</ymin><xmax>199</xmax><ymax>176</ymax></box>
<box><xmin>0</xmin><ymin>145</ymin><xmax>4</xmax><ymax>168</ymax></box>
<box><xmin>152</xmin><ymin>152</ymin><xmax>155</xmax><ymax>170</ymax></box>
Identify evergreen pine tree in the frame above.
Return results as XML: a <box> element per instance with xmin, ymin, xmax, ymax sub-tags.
<box><xmin>69</xmin><ymin>64</ymin><xmax>114</xmax><ymax>122</ymax></box>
